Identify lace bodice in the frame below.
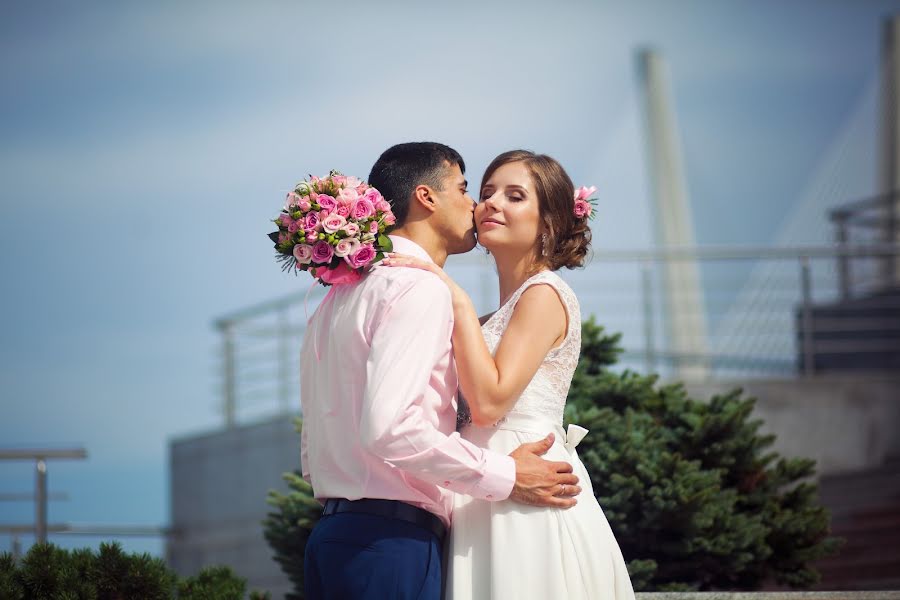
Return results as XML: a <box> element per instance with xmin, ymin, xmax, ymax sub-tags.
<box><xmin>458</xmin><ymin>270</ymin><xmax>581</xmax><ymax>428</ymax></box>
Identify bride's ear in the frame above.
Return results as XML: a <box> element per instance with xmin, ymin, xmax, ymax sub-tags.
<box><xmin>412</xmin><ymin>184</ymin><xmax>437</xmax><ymax>213</ymax></box>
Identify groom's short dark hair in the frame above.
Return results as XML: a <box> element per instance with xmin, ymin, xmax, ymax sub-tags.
<box><xmin>367</xmin><ymin>142</ymin><xmax>466</xmax><ymax>228</ymax></box>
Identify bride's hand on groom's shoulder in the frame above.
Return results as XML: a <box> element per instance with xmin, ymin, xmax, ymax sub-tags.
<box><xmin>382</xmin><ymin>253</ymin><xmax>463</xmax><ymax>299</ymax></box>
<box><xmin>508</xmin><ymin>434</ymin><xmax>581</xmax><ymax>509</ymax></box>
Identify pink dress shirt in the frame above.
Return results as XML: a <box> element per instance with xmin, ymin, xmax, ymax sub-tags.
<box><xmin>299</xmin><ymin>236</ymin><xmax>516</xmax><ymax>527</ymax></box>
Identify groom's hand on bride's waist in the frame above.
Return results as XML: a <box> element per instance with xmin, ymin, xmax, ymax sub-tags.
<box><xmin>508</xmin><ymin>433</ymin><xmax>580</xmax><ymax>508</ymax></box>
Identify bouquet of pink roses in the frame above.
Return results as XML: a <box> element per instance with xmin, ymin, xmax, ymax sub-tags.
<box><xmin>268</xmin><ymin>170</ymin><xmax>396</xmax><ymax>286</ymax></box>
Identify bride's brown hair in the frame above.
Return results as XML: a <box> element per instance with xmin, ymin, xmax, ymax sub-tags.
<box><xmin>480</xmin><ymin>150</ymin><xmax>591</xmax><ymax>271</ymax></box>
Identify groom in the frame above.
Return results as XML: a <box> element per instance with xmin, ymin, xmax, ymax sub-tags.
<box><xmin>299</xmin><ymin>142</ymin><xmax>580</xmax><ymax>599</ymax></box>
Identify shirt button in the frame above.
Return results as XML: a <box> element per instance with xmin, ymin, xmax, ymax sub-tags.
<box><xmin>486</xmin><ymin>494</ymin><xmax>493</xmax><ymax>499</ymax></box>
<box><xmin>443</xmin><ymin>480</ymin><xmax>451</xmax><ymax>486</ymax></box>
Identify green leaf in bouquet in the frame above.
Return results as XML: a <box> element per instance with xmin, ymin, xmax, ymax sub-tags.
<box><xmin>268</xmin><ymin>231</ymin><xmax>281</xmax><ymax>244</ymax></box>
<box><xmin>377</xmin><ymin>234</ymin><xmax>393</xmax><ymax>252</ymax></box>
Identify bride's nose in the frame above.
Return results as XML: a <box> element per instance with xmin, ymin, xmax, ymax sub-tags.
<box><xmin>481</xmin><ymin>191</ymin><xmax>501</xmax><ymax>211</ymax></box>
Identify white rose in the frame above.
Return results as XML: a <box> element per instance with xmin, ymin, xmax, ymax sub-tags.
<box><xmin>334</xmin><ymin>237</ymin><xmax>361</xmax><ymax>258</ymax></box>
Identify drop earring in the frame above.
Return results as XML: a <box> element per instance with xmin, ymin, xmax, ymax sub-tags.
<box><xmin>541</xmin><ymin>233</ymin><xmax>548</xmax><ymax>257</ymax></box>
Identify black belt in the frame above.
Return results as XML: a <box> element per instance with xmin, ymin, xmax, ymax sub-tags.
<box><xmin>322</xmin><ymin>498</ymin><xmax>447</xmax><ymax>542</ymax></box>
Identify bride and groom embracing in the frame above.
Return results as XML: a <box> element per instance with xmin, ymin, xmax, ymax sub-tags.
<box><xmin>299</xmin><ymin>142</ymin><xmax>635</xmax><ymax>599</ymax></box>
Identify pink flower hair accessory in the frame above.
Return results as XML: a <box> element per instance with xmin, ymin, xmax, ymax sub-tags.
<box><xmin>573</xmin><ymin>185</ymin><xmax>598</xmax><ymax>220</ymax></box>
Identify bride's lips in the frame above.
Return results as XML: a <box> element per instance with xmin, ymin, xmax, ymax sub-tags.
<box><xmin>480</xmin><ymin>218</ymin><xmax>505</xmax><ymax>229</ymax></box>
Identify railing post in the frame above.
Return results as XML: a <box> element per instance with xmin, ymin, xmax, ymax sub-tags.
<box><xmin>800</xmin><ymin>256</ymin><xmax>815</xmax><ymax>376</ymax></box>
<box><xmin>35</xmin><ymin>459</ymin><xmax>47</xmax><ymax>544</ymax></box>
<box><xmin>278</xmin><ymin>306</ymin><xmax>290</xmax><ymax>415</ymax></box>
<box><xmin>834</xmin><ymin>213</ymin><xmax>852</xmax><ymax>300</ymax></box>
<box><xmin>641</xmin><ymin>263</ymin><xmax>657</xmax><ymax>373</ymax></box>
<box><xmin>220</xmin><ymin>322</ymin><xmax>237</xmax><ymax>429</ymax></box>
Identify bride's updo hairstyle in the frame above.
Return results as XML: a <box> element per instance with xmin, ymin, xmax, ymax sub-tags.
<box><xmin>480</xmin><ymin>150</ymin><xmax>591</xmax><ymax>271</ymax></box>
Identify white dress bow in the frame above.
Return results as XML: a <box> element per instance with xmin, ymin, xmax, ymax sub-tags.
<box><xmin>564</xmin><ymin>424</ymin><xmax>589</xmax><ymax>452</ymax></box>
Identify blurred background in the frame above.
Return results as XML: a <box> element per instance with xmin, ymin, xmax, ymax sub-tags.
<box><xmin>2</xmin><ymin>0</ymin><xmax>899</xmax><ymax>596</ymax></box>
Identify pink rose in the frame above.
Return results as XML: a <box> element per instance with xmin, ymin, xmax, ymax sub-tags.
<box><xmin>317</xmin><ymin>262</ymin><xmax>361</xmax><ymax>286</ymax></box>
<box><xmin>322</xmin><ymin>213</ymin><xmax>347</xmax><ymax>233</ymax></box>
<box><xmin>368</xmin><ymin>220</ymin><xmax>379</xmax><ymax>233</ymax></box>
<box><xmin>288</xmin><ymin>220</ymin><xmax>300</xmax><ymax>233</ymax></box>
<box><xmin>384</xmin><ymin>213</ymin><xmax>396</xmax><ymax>226</ymax></box>
<box><xmin>346</xmin><ymin>243</ymin><xmax>376</xmax><ymax>269</ymax></box>
<box><xmin>298</xmin><ymin>199</ymin><xmax>312</xmax><ymax>211</ymax></box>
<box><xmin>573</xmin><ymin>199</ymin><xmax>592</xmax><ymax>219</ymax></box>
<box><xmin>278</xmin><ymin>232</ymin><xmax>290</xmax><ymax>244</ymax></box>
<box><xmin>285</xmin><ymin>192</ymin><xmax>303</xmax><ymax>210</ymax></box>
<box><xmin>317</xmin><ymin>194</ymin><xmax>337</xmax><ymax>211</ymax></box>
<box><xmin>363</xmin><ymin>187</ymin><xmax>382</xmax><ymax>204</ymax></box>
<box><xmin>278</xmin><ymin>214</ymin><xmax>292</xmax><ymax>227</ymax></box>
<box><xmin>342</xmin><ymin>222</ymin><xmax>360</xmax><ymax>237</ymax></box>
<box><xmin>312</xmin><ymin>240</ymin><xmax>334</xmax><ymax>264</ymax></box>
<box><xmin>351</xmin><ymin>199</ymin><xmax>375</xmax><ymax>220</ymax></box>
<box><xmin>306</xmin><ymin>232</ymin><xmax>318</xmax><ymax>243</ymax></box>
<box><xmin>293</xmin><ymin>244</ymin><xmax>313</xmax><ymax>264</ymax></box>
<box><xmin>575</xmin><ymin>185</ymin><xmax>597</xmax><ymax>201</ymax></box>
<box><xmin>344</xmin><ymin>176</ymin><xmax>361</xmax><ymax>189</ymax></box>
<box><xmin>339</xmin><ymin>187</ymin><xmax>359</xmax><ymax>203</ymax></box>
<box><xmin>336</xmin><ymin>204</ymin><xmax>351</xmax><ymax>218</ymax></box>
<box><xmin>331</xmin><ymin>174</ymin><xmax>346</xmax><ymax>186</ymax></box>
<box><xmin>304</xmin><ymin>212</ymin><xmax>320</xmax><ymax>231</ymax></box>
<box><xmin>376</xmin><ymin>200</ymin><xmax>391</xmax><ymax>213</ymax></box>
<box><xmin>334</xmin><ymin>237</ymin><xmax>361</xmax><ymax>257</ymax></box>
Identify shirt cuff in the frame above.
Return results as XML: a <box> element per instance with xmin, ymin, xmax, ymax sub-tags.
<box><xmin>474</xmin><ymin>452</ymin><xmax>516</xmax><ymax>501</ymax></box>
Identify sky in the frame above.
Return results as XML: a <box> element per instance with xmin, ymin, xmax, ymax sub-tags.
<box><xmin>0</xmin><ymin>0</ymin><xmax>896</xmax><ymax>557</ymax></box>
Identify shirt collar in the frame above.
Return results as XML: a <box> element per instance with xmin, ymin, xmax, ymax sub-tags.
<box><xmin>388</xmin><ymin>235</ymin><xmax>434</xmax><ymax>264</ymax></box>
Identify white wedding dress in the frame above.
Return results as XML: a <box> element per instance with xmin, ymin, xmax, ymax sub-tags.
<box><xmin>447</xmin><ymin>270</ymin><xmax>636</xmax><ymax>600</ymax></box>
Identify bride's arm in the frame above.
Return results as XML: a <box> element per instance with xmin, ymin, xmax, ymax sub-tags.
<box><xmin>383</xmin><ymin>255</ymin><xmax>566</xmax><ymax>426</ymax></box>
<box><xmin>450</xmin><ymin>284</ymin><xmax>566</xmax><ymax>425</ymax></box>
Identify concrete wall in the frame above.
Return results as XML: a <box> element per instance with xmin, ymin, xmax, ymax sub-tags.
<box><xmin>683</xmin><ymin>375</ymin><xmax>900</xmax><ymax>476</ymax></box>
<box><xmin>167</xmin><ymin>416</ymin><xmax>299</xmax><ymax>598</ymax></box>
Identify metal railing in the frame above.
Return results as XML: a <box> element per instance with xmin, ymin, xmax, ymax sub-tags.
<box><xmin>213</xmin><ymin>244</ymin><xmax>900</xmax><ymax>428</ymax></box>
<box><xmin>830</xmin><ymin>190</ymin><xmax>900</xmax><ymax>297</ymax></box>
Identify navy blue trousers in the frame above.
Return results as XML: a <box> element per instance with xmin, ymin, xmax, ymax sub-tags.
<box><xmin>304</xmin><ymin>512</ymin><xmax>443</xmax><ymax>600</ymax></box>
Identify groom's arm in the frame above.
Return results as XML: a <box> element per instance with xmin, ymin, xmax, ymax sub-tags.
<box><xmin>359</xmin><ymin>275</ymin><xmax>516</xmax><ymax>501</ymax></box>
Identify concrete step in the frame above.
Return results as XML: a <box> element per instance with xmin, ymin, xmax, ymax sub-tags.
<box><xmin>823</xmin><ymin>495</ymin><xmax>900</xmax><ymax>518</ymax></box>
<box><xmin>636</xmin><ymin>592</ymin><xmax>900</xmax><ymax>599</ymax></box>
<box><xmin>817</xmin><ymin>555</ymin><xmax>900</xmax><ymax>585</ymax></box>
<box><xmin>830</xmin><ymin>508</ymin><xmax>900</xmax><ymax>531</ymax></box>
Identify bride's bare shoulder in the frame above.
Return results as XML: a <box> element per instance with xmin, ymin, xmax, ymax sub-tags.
<box><xmin>478</xmin><ymin>312</ymin><xmax>496</xmax><ymax>326</ymax></box>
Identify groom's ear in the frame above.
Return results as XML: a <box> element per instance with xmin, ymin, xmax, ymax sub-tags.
<box><xmin>411</xmin><ymin>184</ymin><xmax>437</xmax><ymax>214</ymax></box>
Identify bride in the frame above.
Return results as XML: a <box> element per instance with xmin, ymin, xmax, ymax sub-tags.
<box><xmin>385</xmin><ymin>150</ymin><xmax>635</xmax><ymax>600</ymax></box>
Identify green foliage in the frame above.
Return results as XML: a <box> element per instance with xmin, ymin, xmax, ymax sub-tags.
<box><xmin>17</xmin><ymin>542</ymin><xmax>84</xmax><ymax>600</ymax></box>
<box><xmin>566</xmin><ymin>317</ymin><xmax>841</xmax><ymax>590</ymax></box>
<box><xmin>177</xmin><ymin>565</ymin><xmax>245</xmax><ymax>600</ymax></box>
<box><xmin>0</xmin><ymin>552</ymin><xmax>25</xmax><ymax>600</ymax></box>
<box><xmin>264</xmin><ymin>318</ymin><xmax>841</xmax><ymax>594</ymax></box>
<box><xmin>262</xmin><ymin>417</ymin><xmax>322</xmax><ymax>600</ymax></box>
<box><xmin>94</xmin><ymin>542</ymin><xmax>173</xmax><ymax>600</ymax></box>
<box><xmin>1</xmin><ymin>542</ymin><xmax>269</xmax><ymax>599</ymax></box>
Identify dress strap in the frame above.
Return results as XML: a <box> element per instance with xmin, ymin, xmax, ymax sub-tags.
<box><xmin>504</xmin><ymin>271</ymin><xmax>580</xmax><ymax>358</ymax></box>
